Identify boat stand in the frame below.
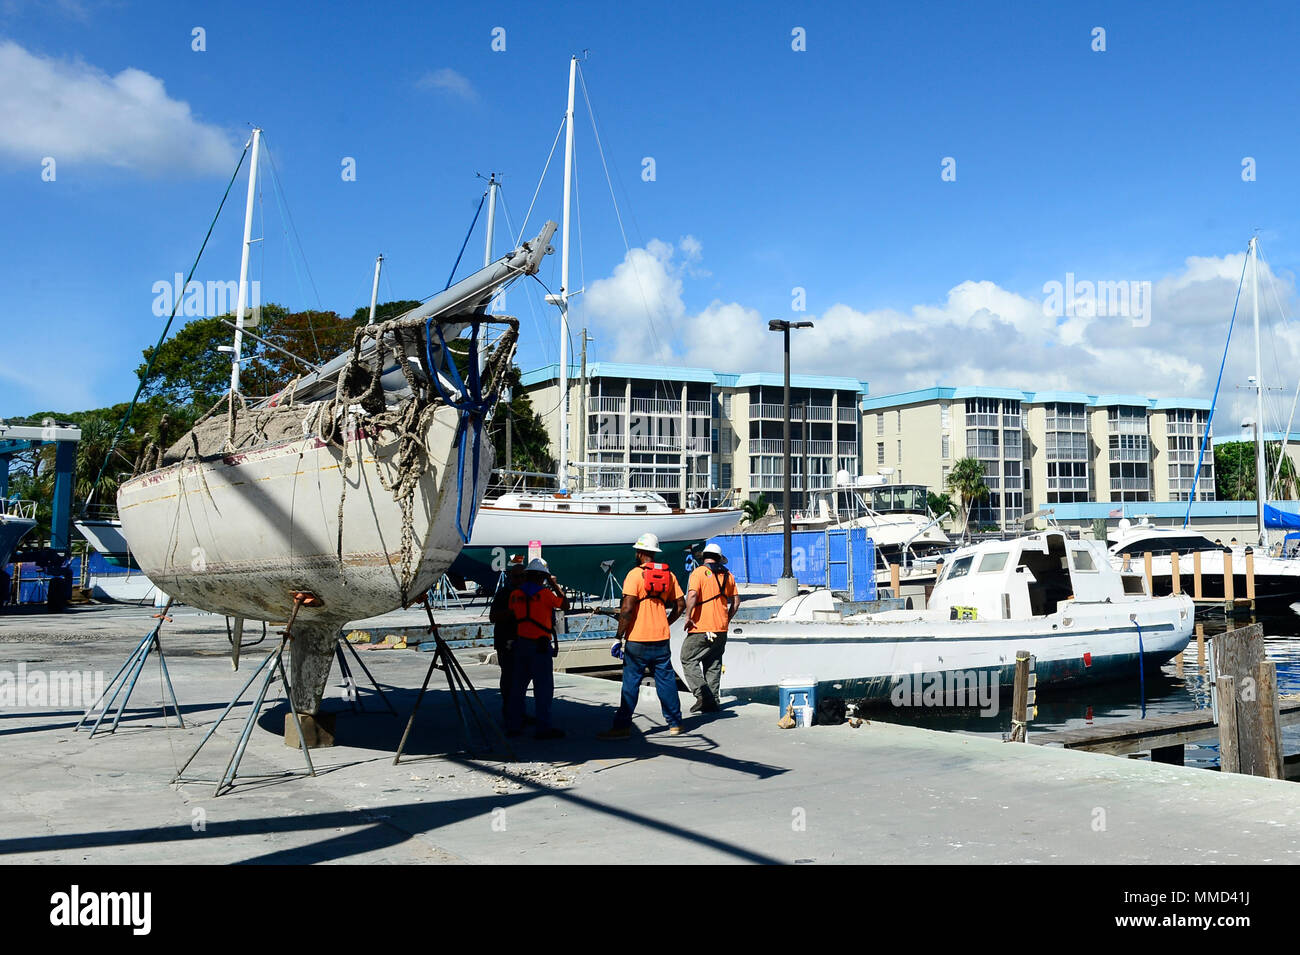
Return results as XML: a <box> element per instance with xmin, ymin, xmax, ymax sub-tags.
<box><xmin>76</xmin><ymin>599</ymin><xmax>183</xmax><ymax>737</ymax></box>
<box><xmin>393</xmin><ymin>595</ymin><xmax>514</xmax><ymax>764</ymax></box>
<box><xmin>334</xmin><ymin>635</ymin><xmax>396</xmax><ymax>714</ymax></box>
<box><xmin>172</xmin><ymin>593</ymin><xmax>318</xmax><ymax>797</ymax></box>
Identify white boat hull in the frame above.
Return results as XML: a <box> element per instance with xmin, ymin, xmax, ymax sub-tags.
<box><xmin>671</xmin><ymin>594</ymin><xmax>1195</xmax><ymax>704</ymax></box>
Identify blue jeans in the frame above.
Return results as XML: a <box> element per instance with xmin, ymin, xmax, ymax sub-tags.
<box><xmin>614</xmin><ymin>639</ymin><xmax>682</xmax><ymax>729</ymax></box>
<box><xmin>506</xmin><ymin>638</ymin><xmax>553</xmax><ymax>732</ymax></box>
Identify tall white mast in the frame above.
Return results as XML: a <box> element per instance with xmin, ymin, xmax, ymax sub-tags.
<box><xmin>556</xmin><ymin>57</ymin><xmax>577</xmax><ymax>490</ymax></box>
<box><xmin>1251</xmin><ymin>236</ymin><xmax>1268</xmax><ymax>547</ymax></box>
<box><xmin>483</xmin><ymin>173</ymin><xmax>498</xmax><ymax>270</ymax></box>
<box><xmin>366</xmin><ymin>253</ymin><xmax>383</xmax><ymax>327</ymax></box>
<box><xmin>230</xmin><ymin>127</ymin><xmax>262</xmax><ymax>394</ymax></box>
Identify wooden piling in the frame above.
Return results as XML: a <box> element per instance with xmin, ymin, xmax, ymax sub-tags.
<box><xmin>1223</xmin><ymin>550</ymin><xmax>1234</xmax><ymax>608</ymax></box>
<box><xmin>1009</xmin><ymin>650</ymin><xmax>1031</xmax><ymax>743</ymax></box>
<box><xmin>1193</xmin><ymin>550</ymin><xmax>1203</xmax><ymax>599</ymax></box>
<box><xmin>1170</xmin><ymin>551</ymin><xmax>1180</xmax><ymax>594</ymax></box>
<box><xmin>1256</xmin><ymin>660</ymin><xmax>1285</xmax><ymax>780</ymax></box>
<box><xmin>1217</xmin><ymin>674</ymin><xmax>1240</xmax><ymax>774</ymax></box>
<box><xmin>1196</xmin><ymin>622</ymin><xmax>1205</xmax><ymax>669</ymax></box>
<box><xmin>1143</xmin><ymin>551</ymin><xmax>1153</xmax><ymax>596</ymax></box>
<box><xmin>1245</xmin><ymin>548</ymin><xmax>1256</xmax><ymax>608</ymax></box>
<box><xmin>889</xmin><ymin>562</ymin><xmax>900</xmax><ymax>597</ymax></box>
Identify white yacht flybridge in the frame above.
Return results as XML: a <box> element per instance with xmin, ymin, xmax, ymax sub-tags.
<box><xmin>672</xmin><ymin>530</ymin><xmax>1193</xmax><ymax>705</ymax></box>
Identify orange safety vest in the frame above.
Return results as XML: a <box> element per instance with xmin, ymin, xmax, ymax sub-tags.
<box><xmin>508</xmin><ymin>586</ymin><xmax>556</xmax><ymax>640</ymax></box>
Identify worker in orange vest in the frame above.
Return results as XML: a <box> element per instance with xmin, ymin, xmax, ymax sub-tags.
<box><xmin>681</xmin><ymin>542</ymin><xmax>739</xmax><ymax>713</ymax></box>
<box><xmin>597</xmin><ymin>533</ymin><xmax>687</xmax><ymax>739</ymax></box>
<box><xmin>488</xmin><ymin>554</ymin><xmax>527</xmax><ymax>721</ymax></box>
<box><xmin>504</xmin><ymin>558</ymin><xmax>568</xmax><ymax>739</ymax></box>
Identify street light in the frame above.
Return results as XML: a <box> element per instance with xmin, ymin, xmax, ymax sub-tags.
<box><xmin>768</xmin><ymin>319</ymin><xmax>815</xmax><ymax>602</ymax></box>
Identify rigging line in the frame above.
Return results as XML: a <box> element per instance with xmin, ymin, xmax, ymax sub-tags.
<box><xmin>576</xmin><ymin>63</ymin><xmax>677</xmax><ymax>375</ymax></box>
<box><xmin>80</xmin><ymin>139</ymin><xmax>251</xmax><ymax>515</ymax></box>
<box><xmin>498</xmin><ymin>191</ymin><xmax>556</xmax><ymax>367</ymax></box>
<box><xmin>1259</xmin><ymin>242</ymin><xmax>1300</xmax><ymax>495</ymax></box>
<box><xmin>445</xmin><ymin>194</ymin><xmax>486</xmax><ymax>290</ymax></box>
<box><xmin>1184</xmin><ymin>249</ymin><xmax>1251</xmax><ymax>528</ymax></box>
<box><xmin>517</xmin><ymin>115</ymin><xmax>567</xmax><ymax>246</ymax></box>
<box><xmin>263</xmin><ymin>138</ymin><xmax>324</xmax><ymax>362</ymax></box>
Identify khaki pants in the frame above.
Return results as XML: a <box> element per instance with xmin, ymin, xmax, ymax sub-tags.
<box><xmin>680</xmin><ymin>630</ymin><xmax>727</xmax><ymax>705</ymax></box>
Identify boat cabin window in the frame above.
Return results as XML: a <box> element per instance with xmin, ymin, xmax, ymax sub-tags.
<box><xmin>556</xmin><ymin>503</ymin><xmax>570</xmax><ymax>511</ymax></box>
<box><xmin>598</xmin><ymin>505</ymin><xmax>611</xmax><ymax>513</ymax></box>
<box><xmin>869</xmin><ymin>484</ymin><xmax>928</xmax><ymax>515</ymax></box>
<box><xmin>945</xmin><ymin>555</ymin><xmax>975</xmax><ymax>580</ymax></box>
<box><xmin>1070</xmin><ymin>547</ymin><xmax>1097</xmax><ymax>572</ymax></box>
<box><xmin>519</xmin><ymin>503</ymin><xmax>532</xmax><ymax>509</ymax></box>
<box><xmin>1112</xmin><ymin>535</ymin><xmax>1216</xmax><ymax>556</ymax></box>
<box><xmin>977</xmin><ymin>552</ymin><xmax>1009</xmax><ymax>573</ymax></box>
<box><xmin>635</xmin><ymin>505</ymin><xmax>647</xmax><ymax>513</ymax></box>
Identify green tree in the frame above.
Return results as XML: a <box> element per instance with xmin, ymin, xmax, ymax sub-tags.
<box><xmin>946</xmin><ymin>456</ymin><xmax>990</xmax><ymax>541</ymax></box>
<box><xmin>926</xmin><ymin>490</ymin><xmax>958</xmax><ymax>524</ymax></box>
<box><xmin>489</xmin><ymin>365</ymin><xmax>555</xmax><ymax>476</ymax></box>
<box><xmin>740</xmin><ymin>493</ymin><xmax>771</xmax><ymax>526</ymax></box>
<box><xmin>1214</xmin><ymin>440</ymin><xmax>1300</xmax><ymax>501</ymax></box>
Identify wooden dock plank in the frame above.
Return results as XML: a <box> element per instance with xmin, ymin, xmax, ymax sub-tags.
<box><xmin>1033</xmin><ymin>697</ymin><xmax>1300</xmax><ymax>756</ymax></box>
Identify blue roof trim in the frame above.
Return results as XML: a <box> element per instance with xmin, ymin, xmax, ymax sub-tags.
<box><xmin>1092</xmin><ymin>394</ymin><xmax>1152</xmax><ymax>408</ymax></box>
<box><xmin>732</xmin><ymin>372</ymin><xmax>866</xmax><ymax>392</ymax></box>
<box><xmin>519</xmin><ymin>362</ymin><xmax>719</xmax><ymax>387</ymax></box>
<box><xmin>860</xmin><ymin>386</ymin><xmax>956</xmax><ymax>411</ymax></box>
<box><xmin>1045</xmin><ymin>500</ymin><xmax>1300</xmax><ymax>520</ymax></box>
<box><xmin>952</xmin><ymin>386</ymin><xmax>1034</xmax><ymax>401</ymax></box>
<box><xmin>1151</xmin><ymin>397</ymin><xmax>1213</xmax><ymax>410</ymax></box>
<box><xmin>1213</xmin><ymin>432</ymin><xmax>1300</xmax><ymax>446</ymax></box>
<box><xmin>1024</xmin><ymin>390</ymin><xmax>1094</xmax><ymax>405</ymax></box>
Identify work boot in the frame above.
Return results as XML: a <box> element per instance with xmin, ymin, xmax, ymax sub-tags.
<box><xmin>596</xmin><ymin>725</ymin><xmax>631</xmax><ymax>740</ymax></box>
<box><xmin>668</xmin><ymin>724</ymin><xmax>685</xmax><ymax>736</ymax></box>
<box><xmin>690</xmin><ymin>691</ymin><xmax>706</xmax><ymax>714</ymax></box>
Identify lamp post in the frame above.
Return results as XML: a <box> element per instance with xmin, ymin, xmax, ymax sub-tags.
<box><xmin>769</xmin><ymin>319</ymin><xmax>814</xmax><ymax>602</ymax></box>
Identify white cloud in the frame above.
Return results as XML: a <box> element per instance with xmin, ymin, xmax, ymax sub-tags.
<box><xmin>583</xmin><ymin>238</ymin><xmax>1300</xmax><ymax>431</ymax></box>
<box><xmin>416</xmin><ymin>67</ymin><xmax>476</xmax><ymax>101</ymax></box>
<box><xmin>0</xmin><ymin>40</ymin><xmax>239</xmax><ymax>175</ymax></box>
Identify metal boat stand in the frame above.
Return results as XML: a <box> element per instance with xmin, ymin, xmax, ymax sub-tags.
<box><xmin>334</xmin><ymin>635</ymin><xmax>396</xmax><ymax>714</ymax></box>
<box><xmin>76</xmin><ymin>599</ymin><xmax>183</xmax><ymax>737</ymax></box>
<box><xmin>172</xmin><ymin>592</ymin><xmax>318</xmax><ymax>797</ymax></box>
<box><xmin>393</xmin><ymin>594</ymin><xmax>515</xmax><ymax>764</ymax></box>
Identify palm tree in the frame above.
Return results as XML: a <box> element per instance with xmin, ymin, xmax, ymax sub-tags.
<box><xmin>946</xmin><ymin>457</ymin><xmax>990</xmax><ymax>541</ymax></box>
<box><xmin>740</xmin><ymin>493</ymin><xmax>770</xmax><ymax>527</ymax></box>
<box><xmin>926</xmin><ymin>491</ymin><xmax>959</xmax><ymax>526</ymax></box>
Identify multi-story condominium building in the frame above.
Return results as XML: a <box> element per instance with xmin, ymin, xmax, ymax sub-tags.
<box><xmin>860</xmin><ymin>387</ymin><xmax>1214</xmax><ymax>532</ymax></box>
<box><xmin>519</xmin><ymin>363</ymin><xmax>867</xmax><ymax>510</ymax></box>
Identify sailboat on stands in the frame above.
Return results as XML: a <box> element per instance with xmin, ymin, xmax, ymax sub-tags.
<box><xmin>451</xmin><ymin>57</ymin><xmax>741</xmax><ymax>597</ymax></box>
<box><xmin>116</xmin><ymin>127</ymin><xmax>557</xmax><ymax>718</ymax></box>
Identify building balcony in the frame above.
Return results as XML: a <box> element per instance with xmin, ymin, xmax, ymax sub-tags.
<box><xmin>838</xmin><ymin>406</ymin><xmax>858</xmax><ymax>423</ymax></box>
<box><xmin>749</xmin><ymin>474</ymin><xmax>835</xmax><ymax>492</ymax></box>
<box><xmin>587</xmin><ymin>396</ymin><xmax>626</xmax><ymax>415</ymax></box>
<box><xmin>1108</xmin><ymin>448</ymin><xmax>1149</xmax><ymax>463</ymax></box>
<box><xmin>837</xmin><ymin>442</ymin><xmax>858</xmax><ymax>457</ymax></box>
<box><xmin>687</xmin><ymin>400</ymin><xmax>712</xmax><ymax>417</ymax></box>
<box><xmin>1110</xmin><ymin>477</ymin><xmax>1151</xmax><ymax>491</ymax></box>
<box><xmin>1108</xmin><ymin>419</ymin><xmax>1148</xmax><ymax>435</ymax></box>
<box><xmin>630</xmin><ymin>397</ymin><xmax>684</xmax><ymax>417</ymax></box>
<box><xmin>750</xmin><ymin>403</ymin><xmax>833</xmax><ymax>422</ymax></box>
<box><xmin>751</xmin><ymin>438</ymin><xmax>835</xmax><ymax>456</ymax></box>
<box><xmin>587</xmin><ymin>433</ymin><xmax>626</xmax><ymax>451</ymax></box>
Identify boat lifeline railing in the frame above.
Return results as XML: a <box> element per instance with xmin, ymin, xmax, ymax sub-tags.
<box><xmin>0</xmin><ymin>499</ymin><xmax>36</xmax><ymax>521</ymax></box>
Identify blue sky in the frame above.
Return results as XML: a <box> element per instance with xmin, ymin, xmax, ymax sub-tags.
<box><xmin>4</xmin><ymin>0</ymin><xmax>1300</xmax><ymax>429</ymax></box>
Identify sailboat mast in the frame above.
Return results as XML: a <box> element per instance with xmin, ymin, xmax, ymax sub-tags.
<box><xmin>483</xmin><ymin>173</ymin><xmax>498</xmax><ymax>269</ymax></box>
<box><xmin>366</xmin><ymin>254</ymin><xmax>383</xmax><ymax>327</ymax></box>
<box><xmin>557</xmin><ymin>56</ymin><xmax>577</xmax><ymax>490</ymax></box>
<box><xmin>1251</xmin><ymin>236</ymin><xmax>1268</xmax><ymax>547</ymax></box>
<box><xmin>229</xmin><ymin>127</ymin><xmax>262</xmax><ymax>394</ymax></box>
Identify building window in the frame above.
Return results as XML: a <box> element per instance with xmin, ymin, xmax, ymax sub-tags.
<box><xmin>897</xmin><ymin>439</ymin><xmax>901</xmax><ymax>463</ymax></box>
<box><xmin>940</xmin><ymin>402</ymin><xmax>951</xmax><ymax>429</ymax></box>
<box><xmin>896</xmin><ymin>410</ymin><xmax>902</xmax><ymax>431</ymax></box>
<box><xmin>877</xmin><ymin>414</ymin><xmax>884</xmax><ymax>436</ymax></box>
<box><xmin>722</xmin><ymin>393</ymin><xmax>732</xmax><ymax>417</ymax></box>
<box><xmin>941</xmin><ymin>434</ymin><xmax>950</xmax><ymax>459</ymax></box>
<box><xmin>877</xmin><ymin>442</ymin><xmax>885</xmax><ymax>465</ymax></box>
<box><xmin>721</xmin><ymin>462</ymin><xmax>732</xmax><ymax>489</ymax></box>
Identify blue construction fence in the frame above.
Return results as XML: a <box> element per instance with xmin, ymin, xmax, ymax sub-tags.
<box><xmin>708</xmin><ymin>527</ymin><xmax>876</xmax><ymax>601</ymax></box>
<box><xmin>3</xmin><ymin>552</ymin><xmax>133</xmax><ymax>605</ymax></box>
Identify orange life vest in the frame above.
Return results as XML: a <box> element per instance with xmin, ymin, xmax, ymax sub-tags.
<box><xmin>641</xmin><ymin>562</ymin><xmax>673</xmax><ymax>602</ymax></box>
<box><xmin>508</xmin><ymin>586</ymin><xmax>556</xmax><ymax>640</ymax></box>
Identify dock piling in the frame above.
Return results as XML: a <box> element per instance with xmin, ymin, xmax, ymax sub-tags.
<box><xmin>1009</xmin><ymin>650</ymin><xmax>1032</xmax><ymax>743</ymax></box>
<box><xmin>1193</xmin><ymin>551</ymin><xmax>1203</xmax><ymax>599</ymax></box>
<box><xmin>1170</xmin><ymin>551</ymin><xmax>1180</xmax><ymax>595</ymax></box>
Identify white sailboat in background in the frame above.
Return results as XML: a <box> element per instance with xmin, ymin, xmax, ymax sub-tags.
<box><xmin>453</xmin><ymin>56</ymin><xmax>741</xmax><ymax>596</ymax></box>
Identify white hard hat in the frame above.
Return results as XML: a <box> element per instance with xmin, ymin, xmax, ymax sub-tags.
<box><xmin>633</xmin><ymin>532</ymin><xmax>661</xmax><ymax>553</ymax></box>
<box><xmin>526</xmin><ymin>558</ymin><xmax>550</xmax><ymax>574</ymax></box>
<box><xmin>701</xmin><ymin>543</ymin><xmax>725</xmax><ymax>561</ymax></box>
